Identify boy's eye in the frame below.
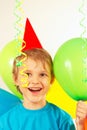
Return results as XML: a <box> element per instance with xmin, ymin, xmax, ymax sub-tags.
<box><xmin>40</xmin><ymin>73</ymin><xmax>47</xmax><ymax>77</ymax></box>
<box><xmin>26</xmin><ymin>73</ymin><xmax>32</xmax><ymax>76</ymax></box>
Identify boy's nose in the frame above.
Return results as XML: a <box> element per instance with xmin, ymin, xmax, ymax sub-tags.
<box><xmin>30</xmin><ymin>76</ymin><xmax>40</xmax><ymax>84</ymax></box>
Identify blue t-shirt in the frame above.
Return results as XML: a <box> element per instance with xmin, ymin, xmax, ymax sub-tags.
<box><xmin>0</xmin><ymin>102</ymin><xmax>75</xmax><ymax>130</ymax></box>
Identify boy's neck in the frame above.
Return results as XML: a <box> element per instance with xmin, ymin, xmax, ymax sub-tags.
<box><xmin>23</xmin><ymin>100</ymin><xmax>47</xmax><ymax>110</ymax></box>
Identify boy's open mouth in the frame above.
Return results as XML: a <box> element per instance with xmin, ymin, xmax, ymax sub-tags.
<box><xmin>28</xmin><ymin>87</ymin><xmax>42</xmax><ymax>92</ymax></box>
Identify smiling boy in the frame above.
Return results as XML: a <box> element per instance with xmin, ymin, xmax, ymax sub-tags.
<box><xmin>0</xmin><ymin>48</ymin><xmax>75</xmax><ymax>130</ymax></box>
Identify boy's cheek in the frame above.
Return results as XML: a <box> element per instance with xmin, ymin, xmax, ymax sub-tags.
<box><xmin>18</xmin><ymin>76</ymin><xmax>29</xmax><ymax>88</ymax></box>
<box><xmin>44</xmin><ymin>81</ymin><xmax>51</xmax><ymax>88</ymax></box>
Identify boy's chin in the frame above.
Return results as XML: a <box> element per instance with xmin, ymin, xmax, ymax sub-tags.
<box><xmin>27</xmin><ymin>95</ymin><xmax>46</xmax><ymax>104</ymax></box>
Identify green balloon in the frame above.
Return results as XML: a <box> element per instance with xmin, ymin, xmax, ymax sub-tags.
<box><xmin>0</xmin><ymin>40</ymin><xmax>22</xmax><ymax>99</ymax></box>
<box><xmin>53</xmin><ymin>37</ymin><xmax>87</xmax><ymax>101</ymax></box>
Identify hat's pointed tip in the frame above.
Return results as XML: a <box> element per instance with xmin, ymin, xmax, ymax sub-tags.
<box><xmin>22</xmin><ymin>18</ymin><xmax>42</xmax><ymax>51</ymax></box>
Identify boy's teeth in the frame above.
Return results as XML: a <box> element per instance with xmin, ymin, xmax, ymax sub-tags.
<box><xmin>28</xmin><ymin>87</ymin><xmax>42</xmax><ymax>91</ymax></box>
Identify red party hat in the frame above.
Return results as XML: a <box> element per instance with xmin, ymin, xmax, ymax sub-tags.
<box><xmin>22</xmin><ymin>18</ymin><xmax>42</xmax><ymax>51</ymax></box>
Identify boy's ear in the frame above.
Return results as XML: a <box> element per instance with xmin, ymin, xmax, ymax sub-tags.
<box><xmin>50</xmin><ymin>76</ymin><xmax>55</xmax><ymax>84</ymax></box>
<box><xmin>12</xmin><ymin>74</ymin><xmax>18</xmax><ymax>86</ymax></box>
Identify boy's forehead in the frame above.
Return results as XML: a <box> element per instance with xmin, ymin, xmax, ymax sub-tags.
<box><xmin>27</xmin><ymin>58</ymin><xmax>48</xmax><ymax>67</ymax></box>
<box><xmin>18</xmin><ymin>58</ymin><xmax>50</xmax><ymax>70</ymax></box>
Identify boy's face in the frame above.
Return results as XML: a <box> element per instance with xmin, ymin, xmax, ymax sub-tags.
<box><xmin>15</xmin><ymin>58</ymin><xmax>53</xmax><ymax>104</ymax></box>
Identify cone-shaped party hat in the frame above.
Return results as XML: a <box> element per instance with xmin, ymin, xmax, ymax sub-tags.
<box><xmin>22</xmin><ymin>18</ymin><xmax>42</xmax><ymax>51</ymax></box>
